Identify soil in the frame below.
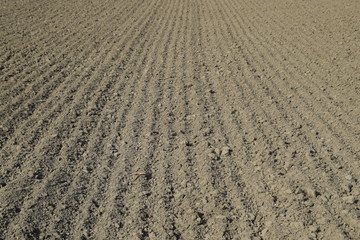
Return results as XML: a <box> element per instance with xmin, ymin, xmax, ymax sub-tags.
<box><xmin>1</xmin><ymin>0</ymin><xmax>360</xmax><ymax>239</ymax></box>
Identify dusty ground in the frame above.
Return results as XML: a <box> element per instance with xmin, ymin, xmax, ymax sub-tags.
<box><xmin>1</xmin><ymin>0</ymin><xmax>360</xmax><ymax>239</ymax></box>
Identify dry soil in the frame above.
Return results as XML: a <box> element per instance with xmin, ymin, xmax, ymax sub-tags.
<box><xmin>0</xmin><ymin>0</ymin><xmax>360</xmax><ymax>239</ymax></box>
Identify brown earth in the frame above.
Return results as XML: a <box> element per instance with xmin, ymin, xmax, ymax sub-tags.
<box><xmin>1</xmin><ymin>0</ymin><xmax>360</xmax><ymax>239</ymax></box>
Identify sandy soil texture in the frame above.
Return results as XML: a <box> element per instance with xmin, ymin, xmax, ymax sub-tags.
<box><xmin>1</xmin><ymin>0</ymin><xmax>360</xmax><ymax>239</ymax></box>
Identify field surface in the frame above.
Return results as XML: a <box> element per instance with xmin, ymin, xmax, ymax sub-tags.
<box><xmin>1</xmin><ymin>0</ymin><xmax>360</xmax><ymax>239</ymax></box>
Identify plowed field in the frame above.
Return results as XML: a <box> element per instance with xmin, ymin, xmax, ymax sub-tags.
<box><xmin>1</xmin><ymin>0</ymin><xmax>360</xmax><ymax>239</ymax></box>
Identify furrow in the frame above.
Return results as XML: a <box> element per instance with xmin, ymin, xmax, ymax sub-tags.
<box><xmin>0</xmin><ymin>0</ymin><xmax>161</xmax><ymax>168</ymax></box>
<box><xmin>115</xmin><ymin>3</ymin><xmax>182</xmax><ymax>239</ymax></box>
<box><xmin>81</xmin><ymin>1</ymin><xmax>180</xmax><ymax>239</ymax></box>
<box><xmin>0</xmin><ymin>0</ymin><xmax>162</xmax><ymax>237</ymax></box>
<box><xmin>212</xmin><ymin>0</ymin><xmax>360</xmax><ymax>237</ymax></box>
<box><xmin>0</xmin><ymin>0</ymin><xmax>143</xmax><ymax>122</ymax></box>
<box><xmin>0</xmin><ymin>0</ymin><xmax>129</xmax><ymax>81</ymax></box>
<box><xmin>230</xmin><ymin>0</ymin><xmax>360</xmax><ymax>139</ymax></box>
<box><xmin>197</xmin><ymin>0</ymin><xmax>275</xmax><ymax>237</ymax></box>
<box><xmin>224</xmin><ymin>0</ymin><xmax>360</xmax><ymax>179</ymax></box>
<box><xmin>1</xmin><ymin>0</ymin><xmax>359</xmax><ymax>239</ymax></box>
<box><xmin>0</xmin><ymin>0</ymin><xmax>114</xmax><ymax>86</ymax></box>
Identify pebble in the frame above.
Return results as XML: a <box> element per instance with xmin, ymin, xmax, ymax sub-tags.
<box><xmin>203</xmin><ymin>128</ymin><xmax>212</xmax><ymax>136</ymax></box>
<box><xmin>248</xmin><ymin>213</ymin><xmax>256</xmax><ymax>221</ymax></box>
<box><xmin>304</xmin><ymin>187</ymin><xmax>319</xmax><ymax>198</ymax></box>
<box><xmin>341</xmin><ymin>209</ymin><xmax>349</xmax><ymax>215</ymax></box>
<box><xmin>261</xmin><ymin>227</ymin><xmax>269</xmax><ymax>236</ymax></box>
<box><xmin>342</xmin><ymin>195</ymin><xmax>355</xmax><ymax>204</ymax></box>
<box><xmin>308</xmin><ymin>225</ymin><xmax>319</xmax><ymax>232</ymax></box>
<box><xmin>341</xmin><ymin>184</ymin><xmax>352</xmax><ymax>193</ymax></box>
<box><xmin>264</xmin><ymin>220</ymin><xmax>273</xmax><ymax>227</ymax></box>
<box><xmin>283</xmin><ymin>161</ymin><xmax>293</xmax><ymax>170</ymax></box>
<box><xmin>0</xmin><ymin>180</ymin><xmax>6</xmax><ymax>187</ymax></box>
<box><xmin>213</xmin><ymin>148</ymin><xmax>221</xmax><ymax>156</ymax></box>
<box><xmin>142</xmin><ymin>191</ymin><xmax>151</xmax><ymax>197</ymax></box>
<box><xmin>221</xmin><ymin>146</ymin><xmax>232</xmax><ymax>156</ymax></box>
<box><xmin>285</xmin><ymin>189</ymin><xmax>293</xmax><ymax>194</ymax></box>
<box><xmin>208</xmin><ymin>153</ymin><xmax>218</xmax><ymax>160</ymax></box>
<box><xmin>290</xmin><ymin>221</ymin><xmax>304</xmax><ymax>229</ymax></box>
<box><xmin>254</xmin><ymin>166</ymin><xmax>261</xmax><ymax>172</ymax></box>
<box><xmin>149</xmin><ymin>232</ymin><xmax>157</xmax><ymax>239</ymax></box>
<box><xmin>174</xmin><ymin>192</ymin><xmax>185</xmax><ymax>200</ymax></box>
<box><xmin>345</xmin><ymin>175</ymin><xmax>353</xmax><ymax>181</ymax></box>
<box><xmin>215</xmin><ymin>214</ymin><xmax>227</xmax><ymax>219</ymax></box>
<box><xmin>214</xmin><ymin>215</ymin><xmax>228</xmax><ymax>223</ymax></box>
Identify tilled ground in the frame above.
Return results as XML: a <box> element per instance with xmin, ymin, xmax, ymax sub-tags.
<box><xmin>1</xmin><ymin>0</ymin><xmax>360</xmax><ymax>239</ymax></box>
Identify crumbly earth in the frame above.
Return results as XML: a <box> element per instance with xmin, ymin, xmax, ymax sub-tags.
<box><xmin>0</xmin><ymin>0</ymin><xmax>359</xmax><ymax>239</ymax></box>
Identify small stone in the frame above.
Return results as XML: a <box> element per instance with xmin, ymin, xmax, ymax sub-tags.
<box><xmin>342</xmin><ymin>195</ymin><xmax>355</xmax><ymax>204</ymax></box>
<box><xmin>174</xmin><ymin>192</ymin><xmax>185</xmax><ymax>200</ymax></box>
<box><xmin>352</xmin><ymin>189</ymin><xmax>359</xmax><ymax>196</ymax></box>
<box><xmin>0</xmin><ymin>180</ymin><xmax>6</xmax><ymax>187</ymax></box>
<box><xmin>341</xmin><ymin>209</ymin><xmax>349</xmax><ymax>215</ymax></box>
<box><xmin>149</xmin><ymin>232</ymin><xmax>157</xmax><ymax>239</ymax></box>
<box><xmin>309</xmin><ymin>225</ymin><xmax>319</xmax><ymax>232</ymax></box>
<box><xmin>203</xmin><ymin>128</ymin><xmax>212</xmax><ymax>136</ymax></box>
<box><xmin>221</xmin><ymin>146</ymin><xmax>232</xmax><ymax>156</ymax></box>
<box><xmin>345</xmin><ymin>175</ymin><xmax>353</xmax><ymax>181</ymax></box>
<box><xmin>185</xmin><ymin>114</ymin><xmax>195</xmax><ymax>121</ymax></box>
<box><xmin>304</xmin><ymin>187</ymin><xmax>319</xmax><ymax>198</ymax></box>
<box><xmin>52</xmin><ymin>233</ymin><xmax>61</xmax><ymax>238</ymax></box>
<box><xmin>283</xmin><ymin>161</ymin><xmax>293</xmax><ymax>170</ymax></box>
<box><xmin>290</xmin><ymin>221</ymin><xmax>304</xmax><ymax>229</ymax></box>
<box><xmin>261</xmin><ymin>227</ymin><xmax>269</xmax><ymax>236</ymax></box>
<box><xmin>0</xmin><ymin>125</ymin><xmax>8</xmax><ymax>132</ymax></box>
<box><xmin>181</xmin><ymin>180</ymin><xmax>187</xmax><ymax>187</ymax></box>
<box><xmin>33</xmin><ymin>171</ymin><xmax>44</xmax><ymax>180</ymax></box>
<box><xmin>211</xmin><ymin>189</ymin><xmax>220</xmax><ymax>195</ymax></box>
<box><xmin>341</xmin><ymin>184</ymin><xmax>352</xmax><ymax>193</ymax></box>
<box><xmin>208</xmin><ymin>153</ymin><xmax>218</xmax><ymax>160</ymax></box>
<box><xmin>142</xmin><ymin>191</ymin><xmax>151</xmax><ymax>197</ymax></box>
<box><xmin>214</xmin><ymin>215</ymin><xmax>227</xmax><ymax>223</ymax></box>
<box><xmin>264</xmin><ymin>220</ymin><xmax>273</xmax><ymax>227</ymax></box>
<box><xmin>204</xmin><ymin>234</ymin><xmax>212</xmax><ymax>240</ymax></box>
<box><xmin>215</xmin><ymin>214</ymin><xmax>227</xmax><ymax>219</ymax></box>
<box><xmin>213</xmin><ymin>148</ymin><xmax>221</xmax><ymax>156</ymax></box>
<box><xmin>285</xmin><ymin>189</ymin><xmax>293</xmax><ymax>194</ymax></box>
<box><xmin>248</xmin><ymin>213</ymin><xmax>256</xmax><ymax>221</ymax></box>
